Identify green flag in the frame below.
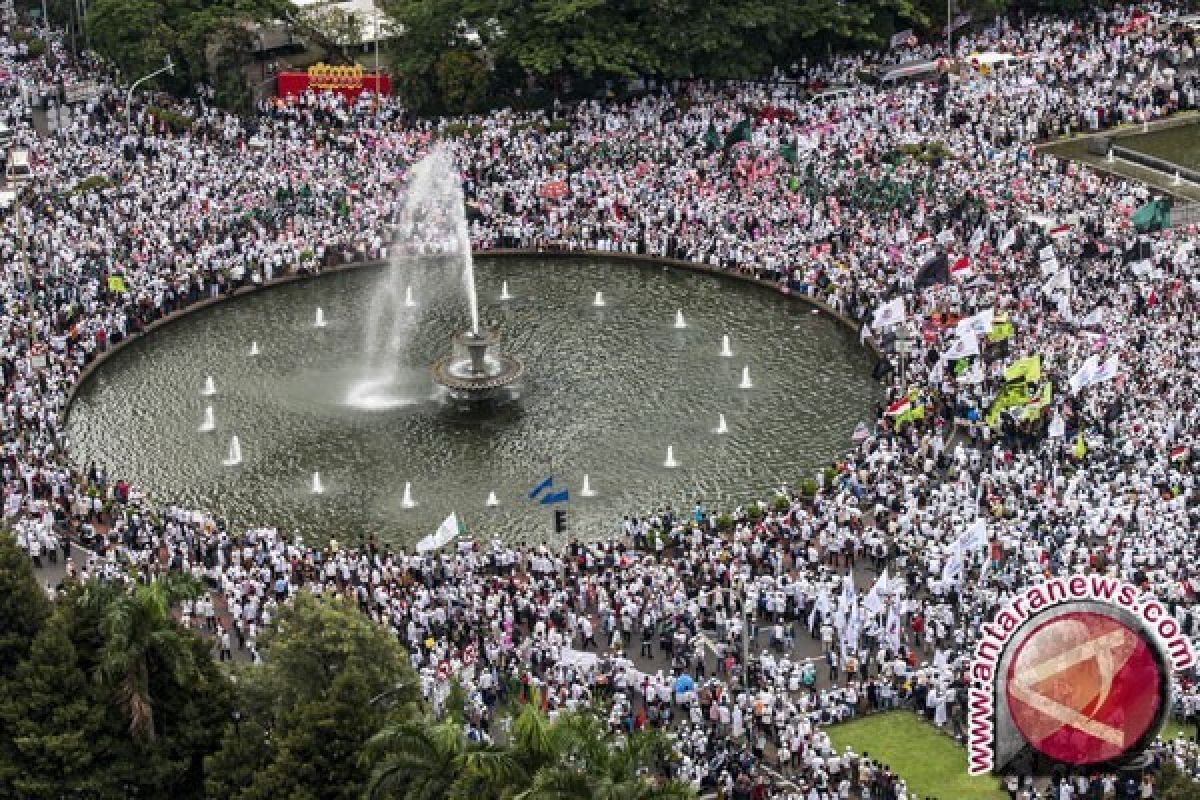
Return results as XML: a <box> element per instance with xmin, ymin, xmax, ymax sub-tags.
<box><xmin>1004</xmin><ymin>355</ymin><xmax>1042</xmax><ymax>385</ymax></box>
<box><xmin>779</xmin><ymin>143</ymin><xmax>799</xmax><ymax>165</ymax></box>
<box><xmin>1020</xmin><ymin>382</ymin><xmax>1053</xmax><ymax>422</ymax></box>
<box><xmin>1131</xmin><ymin>198</ymin><xmax>1170</xmax><ymax>232</ymax></box>
<box><xmin>722</xmin><ymin>118</ymin><xmax>753</xmax><ymax>152</ymax></box>
<box><xmin>703</xmin><ymin>123</ymin><xmax>719</xmax><ymax>154</ymax></box>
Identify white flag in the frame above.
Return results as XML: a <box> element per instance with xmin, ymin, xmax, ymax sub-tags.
<box><xmin>943</xmin><ymin>331</ymin><xmax>980</xmax><ymax>361</ymax></box>
<box><xmin>968</xmin><ymin>226</ymin><xmax>985</xmax><ymax>255</ymax></box>
<box><xmin>1048</xmin><ymin>413</ymin><xmax>1066</xmax><ymax>438</ymax></box>
<box><xmin>942</xmin><ymin>546</ymin><xmax>964</xmax><ymax>584</ymax></box>
<box><xmin>1089</xmin><ymin>354</ymin><xmax>1120</xmax><ymax>386</ymax></box>
<box><xmin>864</xmin><ymin>571</ymin><xmax>886</xmax><ymax>616</ymax></box>
<box><xmin>956</xmin><ymin>308</ymin><xmax>994</xmax><ymax>338</ymax></box>
<box><xmin>872</xmin><ymin>297</ymin><xmax>906</xmax><ymax>330</ymax></box>
<box><xmin>999</xmin><ymin>228</ymin><xmax>1016</xmax><ymax>252</ymax></box>
<box><xmin>1038</xmin><ymin>245</ymin><xmax>1055</xmax><ymax>262</ymax></box>
<box><xmin>928</xmin><ymin>357</ymin><xmax>944</xmax><ymax>386</ymax></box>
<box><xmin>418</xmin><ymin>512</ymin><xmax>463</xmax><ymax>553</ymax></box>
<box><xmin>1069</xmin><ymin>354</ymin><xmax>1100</xmax><ymax>394</ymax></box>
<box><xmin>1080</xmin><ymin>307</ymin><xmax>1106</xmax><ymax>328</ymax></box>
<box><xmin>1042</xmin><ymin>266</ymin><xmax>1070</xmax><ymax>296</ymax></box>
<box><xmin>840</xmin><ymin>571</ymin><xmax>856</xmax><ymax>611</ymax></box>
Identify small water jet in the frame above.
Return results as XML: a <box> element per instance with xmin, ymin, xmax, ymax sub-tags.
<box><xmin>311</xmin><ymin>471</ymin><xmax>325</xmax><ymax>494</ymax></box>
<box><xmin>674</xmin><ymin>309</ymin><xmax>687</xmax><ymax>329</ymax></box>
<box><xmin>593</xmin><ymin>291</ymin><xmax>606</xmax><ymax>307</ymax></box>
<box><xmin>223</xmin><ymin>435</ymin><xmax>242</xmax><ymax>467</ymax></box>
<box><xmin>198</xmin><ymin>405</ymin><xmax>215</xmax><ymax>433</ymax></box>
<box><xmin>401</xmin><ymin>482</ymin><xmax>416</xmax><ymax>508</ymax></box>
<box><xmin>201</xmin><ymin>375</ymin><xmax>216</xmax><ymax>396</ymax></box>
<box><xmin>249</xmin><ymin>341</ymin><xmax>260</xmax><ymax>357</ymax></box>
<box><xmin>664</xmin><ymin>446</ymin><xmax>679</xmax><ymax>468</ymax></box>
<box><xmin>486</xmin><ymin>491</ymin><xmax>499</xmax><ymax>507</ymax></box>
<box><xmin>314</xmin><ymin>307</ymin><xmax>327</xmax><ymax>328</ymax></box>
<box><xmin>716</xmin><ymin>414</ymin><xmax>729</xmax><ymax>434</ymax></box>
<box><xmin>404</xmin><ymin>286</ymin><xmax>415</xmax><ymax>307</ymax></box>
<box><xmin>500</xmin><ymin>281</ymin><xmax>512</xmax><ymax>300</ymax></box>
<box><xmin>739</xmin><ymin>366</ymin><xmax>753</xmax><ymax>389</ymax></box>
<box><xmin>581</xmin><ymin>474</ymin><xmax>597</xmax><ymax>497</ymax></box>
<box><xmin>720</xmin><ymin>334</ymin><xmax>733</xmax><ymax>357</ymax></box>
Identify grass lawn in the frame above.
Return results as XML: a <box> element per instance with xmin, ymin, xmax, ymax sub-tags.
<box><xmin>827</xmin><ymin>712</ymin><xmax>1005</xmax><ymax>800</ymax></box>
<box><xmin>1162</xmin><ymin>716</ymin><xmax>1195</xmax><ymax>743</ymax></box>
<box><xmin>1120</xmin><ymin>123</ymin><xmax>1200</xmax><ymax>171</ymax></box>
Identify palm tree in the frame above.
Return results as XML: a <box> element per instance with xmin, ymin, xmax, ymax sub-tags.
<box><xmin>519</xmin><ymin>712</ymin><xmax>695</xmax><ymax>800</ymax></box>
<box><xmin>84</xmin><ymin>573</ymin><xmax>202</xmax><ymax>741</ymax></box>
<box><xmin>362</xmin><ymin>716</ymin><xmax>516</xmax><ymax>800</ymax></box>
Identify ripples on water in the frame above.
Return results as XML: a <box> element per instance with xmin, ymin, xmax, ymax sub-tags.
<box><xmin>67</xmin><ymin>258</ymin><xmax>881</xmax><ymax>547</ymax></box>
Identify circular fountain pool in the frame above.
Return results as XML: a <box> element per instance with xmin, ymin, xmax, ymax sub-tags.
<box><xmin>66</xmin><ymin>256</ymin><xmax>880</xmax><ymax>546</ymax></box>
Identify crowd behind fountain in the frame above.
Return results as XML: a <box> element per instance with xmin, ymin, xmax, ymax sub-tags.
<box><xmin>7</xmin><ymin>2</ymin><xmax>1200</xmax><ymax>798</ymax></box>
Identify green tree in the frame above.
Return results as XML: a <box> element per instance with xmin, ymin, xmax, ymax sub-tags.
<box><xmin>0</xmin><ymin>610</ymin><xmax>104</xmax><ymax>799</ymax></box>
<box><xmin>435</xmin><ymin>49</ymin><xmax>489</xmax><ymax>113</ymax></box>
<box><xmin>523</xmin><ymin>711</ymin><xmax>692</xmax><ymax>800</ymax></box>
<box><xmin>85</xmin><ymin>573</ymin><xmax>202</xmax><ymax>741</ymax></box>
<box><xmin>84</xmin><ymin>0</ymin><xmax>289</xmax><ymax>100</ymax></box>
<box><xmin>0</xmin><ymin>531</ymin><xmax>50</xmax><ymax>681</ymax></box>
<box><xmin>205</xmin><ymin>592</ymin><xmax>420</xmax><ymax>800</ymax></box>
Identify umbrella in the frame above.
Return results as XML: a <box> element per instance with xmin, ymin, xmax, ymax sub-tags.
<box><xmin>674</xmin><ymin>674</ymin><xmax>695</xmax><ymax>693</ymax></box>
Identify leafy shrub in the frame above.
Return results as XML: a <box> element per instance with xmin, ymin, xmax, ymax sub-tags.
<box><xmin>715</xmin><ymin>513</ymin><xmax>733</xmax><ymax>531</ymax></box>
<box><xmin>771</xmin><ymin>494</ymin><xmax>790</xmax><ymax>512</ymax></box>
<box><xmin>799</xmin><ymin>478</ymin><xmax>819</xmax><ymax>497</ymax></box>
<box><xmin>74</xmin><ymin>175</ymin><xmax>114</xmax><ymax>194</ymax></box>
<box><xmin>148</xmin><ymin>106</ymin><xmax>194</xmax><ymax>133</ymax></box>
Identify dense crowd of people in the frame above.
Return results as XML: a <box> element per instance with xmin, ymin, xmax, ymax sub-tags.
<box><xmin>7</xmin><ymin>2</ymin><xmax>1200</xmax><ymax>798</ymax></box>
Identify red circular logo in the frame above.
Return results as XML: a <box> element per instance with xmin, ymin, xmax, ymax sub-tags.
<box><xmin>1005</xmin><ymin>610</ymin><xmax>1164</xmax><ymax>765</ymax></box>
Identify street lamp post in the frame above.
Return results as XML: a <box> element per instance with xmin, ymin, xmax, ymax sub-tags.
<box><xmin>893</xmin><ymin>327</ymin><xmax>913</xmax><ymax>388</ymax></box>
<box><xmin>125</xmin><ymin>55</ymin><xmax>174</xmax><ymax>130</ymax></box>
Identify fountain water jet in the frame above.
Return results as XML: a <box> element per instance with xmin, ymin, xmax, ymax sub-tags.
<box><xmin>664</xmin><ymin>446</ymin><xmax>679</xmax><ymax>468</ymax></box>
<box><xmin>223</xmin><ymin>435</ymin><xmax>242</xmax><ymax>466</ymax></box>
<box><xmin>739</xmin><ymin>366</ymin><xmax>753</xmax><ymax>389</ymax></box>
<box><xmin>720</xmin><ymin>334</ymin><xmax>733</xmax><ymax>357</ymax></box>
<box><xmin>581</xmin><ymin>474</ymin><xmax>597</xmax><ymax>497</ymax></box>
<box><xmin>198</xmin><ymin>405</ymin><xmax>215</xmax><ymax>433</ymax></box>
<box><xmin>674</xmin><ymin>309</ymin><xmax>687</xmax><ymax>329</ymax></box>
<box><xmin>249</xmin><ymin>341</ymin><xmax>260</xmax><ymax>356</ymax></box>
<box><xmin>201</xmin><ymin>375</ymin><xmax>216</xmax><ymax>396</ymax></box>
<box><xmin>500</xmin><ymin>281</ymin><xmax>512</xmax><ymax>300</ymax></box>
<box><xmin>311</xmin><ymin>472</ymin><xmax>325</xmax><ymax>494</ymax></box>
<box><xmin>486</xmin><ymin>491</ymin><xmax>499</xmax><ymax>507</ymax></box>
<box><xmin>314</xmin><ymin>307</ymin><xmax>327</xmax><ymax>328</ymax></box>
<box><xmin>593</xmin><ymin>291</ymin><xmax>606</xmax><ymax>307</ymax></box>
<box><xmin>401</xmin><ymin>482</ymin><xmax>416</xmax><ymax>508</ymax></box>
<box><xmin>716</xmin><ymin>414</ymin><xmax>728</xmax><ymax>434</ymax></box>
<box><xmin>349</xmin><ymin>147</ymin><xmax>521</xmax><ymax>412</ymax></box>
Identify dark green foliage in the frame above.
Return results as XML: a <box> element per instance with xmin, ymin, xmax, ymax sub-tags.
<box><xmin>0</xmin><ymin>532</ymin><xmax>50</xmax><ymax>681</ymax></box>
<box><xmin>84</xmin><ymin>0</ymin><xmax>287</xmax><ymax>98</ymax></box>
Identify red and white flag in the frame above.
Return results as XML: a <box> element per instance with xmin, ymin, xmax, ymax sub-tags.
<box><xmin>950</xmin><ymin>255</ymin><xmax>973</xmax><ymax>279</ymax></box>
<box><xmin>885</xmin><ymin>397</ymin><xmax>912</xmax><ymax>417</ymax></box>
